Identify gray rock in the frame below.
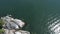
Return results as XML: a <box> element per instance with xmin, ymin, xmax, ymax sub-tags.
<box><xmin>1</xmin><ymin>15</ymin><xmax>25</xmax><ymax>29</ymax></box>
<box><xmin>3</xmin><ymin>29</ymin><xmax>30</xmax><ymax>34</ymax></box>
<box><xmin>1</xmin><ymin>15</ymin><xmax>30</xmax><ymax>34</ymax></box>
<box><xmin>15</xmin><ymin>30</ymin><xmax>30</xmax><ymax>34</ymax></box>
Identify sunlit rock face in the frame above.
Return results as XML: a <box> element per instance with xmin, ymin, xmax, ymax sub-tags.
<box><xmin>47</xmin><ymin>14</ymin><xmax>60</xmax><ymax>34</ymax></box>
<box><xmin>1</xmin><ymin>15</ymin><xmax>25</xmax><ymax>29</ymax></box>
<box><xmin>1</xmin><ymin>15</ymin><xmax>30</xmax><ymax>34</ymax></box>
<box><xmin>3</xmin><ymin>29</ymin><xmax>30</xmax><ymax>34</ymax></box>
<box><xmin>15</xmin><ymin>30</ymin><xmax>30</xmax><ymax>34</ymax></box>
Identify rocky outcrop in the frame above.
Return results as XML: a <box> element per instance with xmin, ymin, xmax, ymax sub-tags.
<box><xmin>3</xmin><ymin>29</ymin><xmax>30</xmax><ymax>34</ymax></box>
<box><xmin>1</xmin><ymin>15</ymin><xmax>30</xmax><ymax>34</ymax></box>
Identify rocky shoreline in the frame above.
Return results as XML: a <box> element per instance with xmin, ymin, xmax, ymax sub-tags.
<box><xmin>0</xmin><ymin>15</ymin><xmax>30</xmax><ymax>34</ymax></box>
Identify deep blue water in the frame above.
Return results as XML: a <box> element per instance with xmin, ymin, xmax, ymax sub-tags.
<box><xmin>0</xmin><ymin>0</ymin><xmax>60</xmax><ymax>34</ymax></box>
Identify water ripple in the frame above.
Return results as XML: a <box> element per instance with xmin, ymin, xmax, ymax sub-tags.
<box><xmin>47</xmin><ymin>14</ymin><xmax>60</xmax><ymax>34</ymax></box>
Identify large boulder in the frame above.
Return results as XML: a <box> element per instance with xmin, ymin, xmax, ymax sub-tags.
<box><xmin>1</xmin><ymin>15</ymin><xmax>25</xmax><ymax>29</ymax></box>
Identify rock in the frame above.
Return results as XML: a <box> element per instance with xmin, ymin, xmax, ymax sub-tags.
<box><xmin>1</xmin><ymin>15</ymin><xmax>30</xmax><ymax>34</ymax></box>
<box><xmin>15</xmin><ymin>30</ymin><xmax>30</xmax><ymax>34</ymax></box>
<box><xmin>15</xmin><ymin>31</ymin><xmax>21</xmax><ymax>34</ymax></box>
<box><xmin>1</xmin><ymin>15</ymin><xmax>25</xmax><ymax>29</ymax></box>
<box><xmin>12</xmin><ymin>19</ymin><xmax>25</xmax><ymax>28</ymax></box>
<box><xmin>3</xmin><ymin>29</ymin><xmax>15</xmax><ymax>34</ymax></box>
<box><xmin>10</xmin><ymin>22</ymin><xmax>19</xmax><ymax>29</ymax></box>
<box><xmin>3</xmin><ymin>29</ymin><xmax>30</xmax><ymax>34</ymax></box>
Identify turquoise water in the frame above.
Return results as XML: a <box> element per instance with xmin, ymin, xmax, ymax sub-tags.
<box><xmin>0</xmin><ymin>0</ymin><xmax>60</xmax><ymax>34</ymax></box>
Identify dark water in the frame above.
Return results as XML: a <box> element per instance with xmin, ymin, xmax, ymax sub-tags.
<box><xmin>0</xmin><ymin>0</ymin><xmax>60</xmax><ymax>34</ymax></box>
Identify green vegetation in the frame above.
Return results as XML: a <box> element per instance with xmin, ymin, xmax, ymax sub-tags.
<box><xmin>0</xmin><ymin>19</ymin><xmax>4</xmax><ymax>26</ymax></box>
<box><xmin>0</xmin><ymin>19</ymin><xmax>5</xmax><ymax>34</ymax></box>
<box><xmin>0</xmin><ymin>29</ymin><xmax>5</xmax><ymax>33</ymax></box>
